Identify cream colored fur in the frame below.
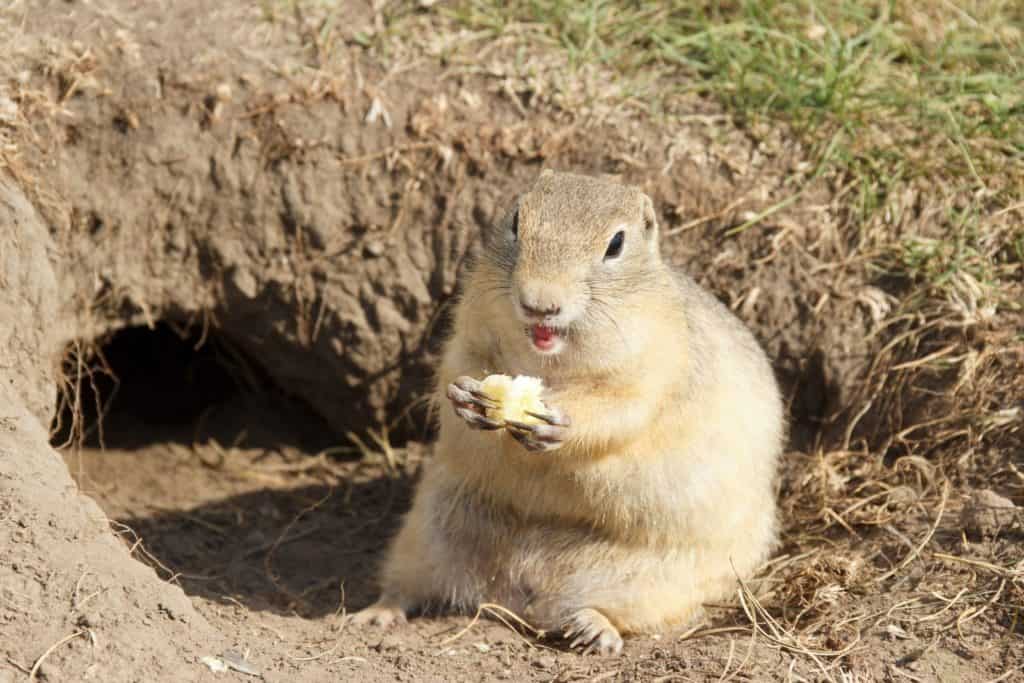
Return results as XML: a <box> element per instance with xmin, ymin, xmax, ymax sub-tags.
<box><xmin>352</xmin><ymin>171</ymin><xmax>784</xmax><ymax>654</ymax></box>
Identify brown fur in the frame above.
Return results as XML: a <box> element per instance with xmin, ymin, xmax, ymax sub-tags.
<box><xmin>351</xmin><ymin>171</ymin><xmax>784</xmax><ymax>655</ymax></box>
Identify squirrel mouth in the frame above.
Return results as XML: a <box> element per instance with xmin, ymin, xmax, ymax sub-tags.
<box><xmin>529</xmin><ymin>324</ymin><xmax>561</xmax><ymax>353</ymax></box>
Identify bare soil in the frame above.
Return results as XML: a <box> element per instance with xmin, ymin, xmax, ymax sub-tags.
<box><xmin>51</xmin><ymin>381</ymin><xmax>1023</xmax><ymax>683</ymax></box>
<box><xmin>1</xmin><ymin>1</ymin><xmax>1021</xmax><ymax>682</ymax></box>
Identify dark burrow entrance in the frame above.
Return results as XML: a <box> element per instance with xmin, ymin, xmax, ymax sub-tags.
<box><xmin>50</xmin><ymin>322</ymin><xmax>339</xmax><ymax>452</ymax></box>
<box><xmin>51</xmin><ymin>322</ymin><xmax>418</xmax><ymax>618</ymax></box>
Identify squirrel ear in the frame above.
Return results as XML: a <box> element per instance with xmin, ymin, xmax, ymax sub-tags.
<box><xmin>641</xmin><ymin>193</ymin><xmax>659</xmax><ymax>240</ymax></box>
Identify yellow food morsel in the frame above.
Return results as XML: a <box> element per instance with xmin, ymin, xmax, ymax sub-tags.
<box><xmin>480</xmin><ymin>374</ymin><xmax>546</xmax><ymax>425</ymax></box>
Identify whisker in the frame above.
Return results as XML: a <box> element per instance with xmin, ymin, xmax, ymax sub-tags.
<box><xmin>586</xmin><ymin>297</ymin><xmax>630</xmax><ymax>350</ymax></box>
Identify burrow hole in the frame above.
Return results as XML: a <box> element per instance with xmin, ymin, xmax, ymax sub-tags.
<box><xmin>50</xmin><ymin>321</ymin><xmax>331</xmax><ymax>451</ymax></box>
<box><xmin>50</xmin><ymin>322</ymin><xmax>410</xmax><ymax>617</ymax></box>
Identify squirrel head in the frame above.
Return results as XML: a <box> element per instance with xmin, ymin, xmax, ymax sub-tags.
<box><xmin>479</xmin><ymin>170</ymin><xmax>664</xmax><ymax>357</ymax></box>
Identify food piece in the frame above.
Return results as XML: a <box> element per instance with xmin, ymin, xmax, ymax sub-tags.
<box><xmin>480</xmin><ymin>374</ymin><xmax>546</xmax><ymax>425</ymax></box>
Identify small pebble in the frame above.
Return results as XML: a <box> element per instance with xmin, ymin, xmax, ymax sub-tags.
<box><xmin>532</xmin><ymin>654</ymin><xmax>557</xmax><ymax>669</ymax></box>
<box><xmin>960</xmin><ymin>489</ymin><xmax>1018</xmax><ymax>538</ymax></box>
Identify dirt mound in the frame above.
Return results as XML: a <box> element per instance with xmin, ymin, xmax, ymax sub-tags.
<box><xmin>0</xmin><ymin>178</ymin><xmax>59</xmax><ymax>423</ymax></box>
<box><xmin>1</xmin><ymin>176</ymin><xmax>228</xmax><ymax>681</ymax></box>
<box><xmin>4</xmin><ymin>0</ymin><xmax>855</xmax><ymax>439</ymax></box>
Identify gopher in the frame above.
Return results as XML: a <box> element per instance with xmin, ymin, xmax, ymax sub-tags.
<box><xmin>352</xmin><ymin>170</ymin><xmax>784</xmax><ymax>655</ymax></box>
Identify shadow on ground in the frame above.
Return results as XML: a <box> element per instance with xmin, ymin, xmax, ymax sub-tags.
<box><xmin>120</xmin><ymin>474</ymin><xmax>415</xmax><ymax>619</ymax></box>
<box><xmin>52</xmin><ymin>320</ymin><xmax>419</xmax><ymax>619</ymax></box>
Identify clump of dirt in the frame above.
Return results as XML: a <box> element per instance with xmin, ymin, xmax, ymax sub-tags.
<box><xmin>960</xmin><ymin>489</ymin><xmax>1020</xmax><ymax>540</ymax></box>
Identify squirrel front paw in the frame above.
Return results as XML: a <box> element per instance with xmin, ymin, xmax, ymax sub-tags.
<box><xmin>446</xmin><ymin>376</ymin><xmax>503</xmax><ymax>430</ymax></box>
<box><xmin>506</xmin><ymin>406</ymin><xmax>570</xmax><ymax>452</ymax></box>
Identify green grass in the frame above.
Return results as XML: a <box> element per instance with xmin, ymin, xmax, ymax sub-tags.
<box><xmin>435</xmin><ymin>0</ymin><xmax>1024</xmax><ymax>302</ymax></box>
<box><xmin>444</xmin><ymin>2</ymin><xmax>1022</xmax><ymax>182</ymax></box>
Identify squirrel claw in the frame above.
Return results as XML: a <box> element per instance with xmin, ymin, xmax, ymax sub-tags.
<box><xmin>448</xmin><ymin>377</ymin><xmax>501</xmax><ymax>430</ymax></box>
<box><xmin>524</xmin><ymin>409</ymin><xmax>571</xmax><ymax>427</ymax></box>
<box><xmin>506</xmin><ymin>418</ymin><xmax>567</xmax><ymax>452</ymax></box>
<box><xmin>562</xmin><ymin>608</ymin><xmax>623</xmax><ymax>656</ymax></box>
<box><xmin>455</xmin><ymin>406</ymin><xmax>502</xmax><ymax>430</ymax></box>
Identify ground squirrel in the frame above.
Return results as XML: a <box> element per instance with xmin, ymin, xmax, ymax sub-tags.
<box><xmin>352</xmin><ymin>170</ymin><xmax>784</xmax><ymax>655</ymax></box>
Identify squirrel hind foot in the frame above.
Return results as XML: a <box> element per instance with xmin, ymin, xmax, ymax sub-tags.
<box><xmin>349</xmin><ymin>600</ymin><xmax>408</xmax><ymax>628</ymax></box>
<box><xmin>561</xmin><ymin>608</ymin><xmax>624</xmax><ymax>656</ymax></box>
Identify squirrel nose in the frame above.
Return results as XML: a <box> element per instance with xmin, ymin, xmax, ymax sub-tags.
<box><xmin>514</xmin><ymin>273</ymin><xmax>568</xmax><ymax>319</ymax></box>
<box><xmin>520</xmin><ymin>301</ymin><xmax>561</xmax><ymax>318</ymax></box>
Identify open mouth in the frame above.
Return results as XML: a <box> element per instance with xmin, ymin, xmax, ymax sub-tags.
<box><xmin>529</xmin><ymin>323</ymin><xmax>563</xmax><ymax>353</ymax></box>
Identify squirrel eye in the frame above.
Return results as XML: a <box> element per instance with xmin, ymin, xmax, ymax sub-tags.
<box><xmin>604</xmin><ymin>231</ymin><xmax>625</xmax><ymax>260</ymax></box>
<box><xmin>511</xmin><ymin>208</ymin><xmax>519</xmax><ymax>240</ymax></box>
